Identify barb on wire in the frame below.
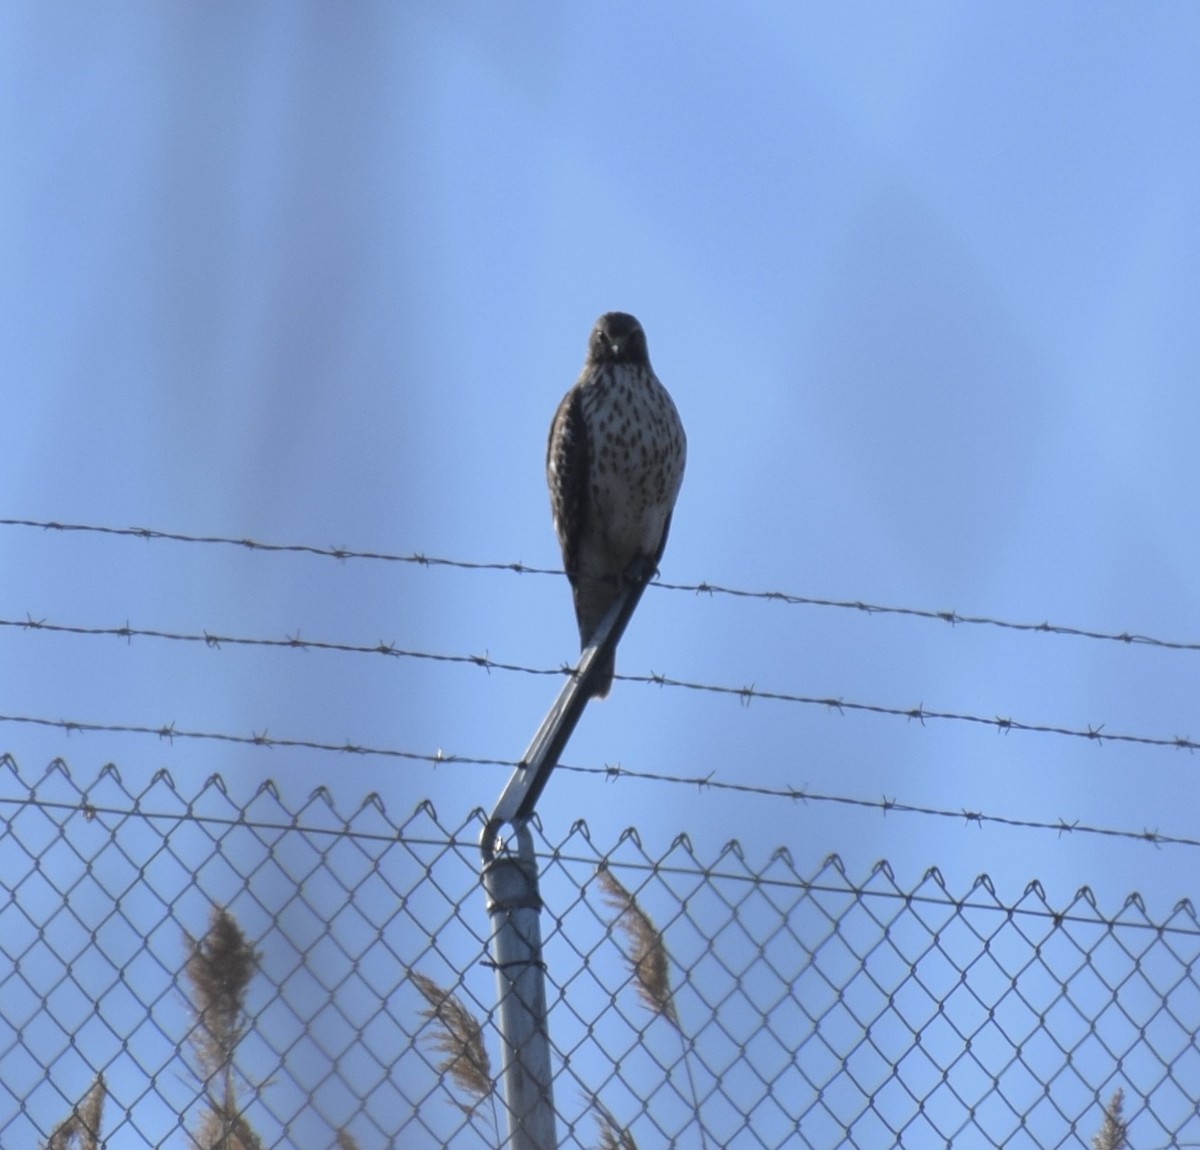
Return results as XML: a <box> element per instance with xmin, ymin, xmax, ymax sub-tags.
<box><xmin>4</xmin><ymin>517</ymin><xmax>1199</xmax><ymax>654</ymax></box>
<box><xmin>1</xmin><ymin>713</ymin><xmax>1198</xmax><ymax>853</ymax></box>
<box><xmin>6</xmin><ymin>612</ymin><xmax>1195</xmax><ymax>754</ymax></box>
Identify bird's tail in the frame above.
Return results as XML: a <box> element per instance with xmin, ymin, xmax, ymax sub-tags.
<box><xmin>588</xmin><ymin>649</ymin><xmax>616</xmax><ymax>700</ymax></box>
<box><xmin>573</xmin><ymin>577</ymin><xmax>620</xmax><ymax>699</ymax></box>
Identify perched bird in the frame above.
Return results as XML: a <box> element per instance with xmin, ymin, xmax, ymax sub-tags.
<box><xmin>547</xmin><ymin>312</ymin><xmax>687</xmax><ymax>698</ymax></box>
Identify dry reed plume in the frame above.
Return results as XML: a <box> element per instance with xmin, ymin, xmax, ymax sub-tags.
<box><xmin>596</xmin><ymin>863</ymin><xmax>711</xmax><ymax>1150</ymax></box>
<box><xmin>589</xmin><ymin>1095</ymin><xmax>639</xmax><ymax>1150</ymax></box>
<box><xmin>596</xmin><ymin>865</ymin><xmax>679</xmax><ymax>1028</ymax></box>
<box><xmin>183</xmin><ymin>907</ymin><xmax>263</xmax><ymax>1150</ymax></box>
<box><xmin>45</xmin><ymin>1073</ymin><xmax>105</xmax><ymax>1150</ymax></box>
<box><xmin>409</xmin><ymin>970</ymin><xmax>494</xmax><ymax>1110</ymax></box>
<box><xmin>1091</xmin><ymin>1088</ymin><xmax>1127</xmax><ymax>1150</ymax></box>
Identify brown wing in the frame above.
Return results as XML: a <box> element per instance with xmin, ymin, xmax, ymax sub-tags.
<box><xmin>653</xmin><ymin>511</ymin><xmax>674</xmax><ymax>567</ymax></box>
<box><xmin>546</xmin><ymin>387</ymin><xmax>589</xmax><ymax>580</ymax></box>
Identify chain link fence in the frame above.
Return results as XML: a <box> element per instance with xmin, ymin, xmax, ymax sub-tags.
<box><xmin>1</xmin><ymin>754</ymin><xmax>1198</xmax><ymax>1148</ymax></box>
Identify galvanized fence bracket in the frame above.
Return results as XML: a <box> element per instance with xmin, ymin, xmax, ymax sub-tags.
<box><xmin>480</xmin><ymin>564</ymin><xmax>653</xmax><ymax>1150</ymax></box>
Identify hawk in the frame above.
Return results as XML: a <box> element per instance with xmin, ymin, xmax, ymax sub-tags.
<box><xmin>547</xmin><ymin>312</ymin><xmax>687</xmax><ymax>698</ymax></box>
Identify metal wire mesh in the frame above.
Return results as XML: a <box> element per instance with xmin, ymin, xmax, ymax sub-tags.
<box><xmin>1</xmin><ymin>755</ymin><xmax>1197</xmax><ymax>1148</ymax></box>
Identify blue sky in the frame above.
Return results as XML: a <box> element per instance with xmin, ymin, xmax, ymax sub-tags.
<box><xmin>4</xmin><ymin>3</ymin><xmax>1200</xmax><ymax>923</ymax></box>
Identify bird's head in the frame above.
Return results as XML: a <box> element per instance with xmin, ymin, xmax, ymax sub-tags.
<box><xmin>588</xmin><ymin>312</ymin><xmax>650</xmax><ymax>367</ymax></box>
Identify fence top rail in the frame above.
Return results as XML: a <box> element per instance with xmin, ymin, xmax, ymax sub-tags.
<box><xmin>3</xmin><ymin>754</ymin><xmax>1197</xmax><ymax>935</ymax></box>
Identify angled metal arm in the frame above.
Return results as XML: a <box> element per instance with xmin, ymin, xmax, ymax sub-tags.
<box><xmin>482</xmin><ymin>562</ymin><xmax>653</xmax><ymax>857</ymax></box>
<box><xmin>479</xmin><ymin>561</ymin><xmax>655</xmax><ymax>1149</ymax></box>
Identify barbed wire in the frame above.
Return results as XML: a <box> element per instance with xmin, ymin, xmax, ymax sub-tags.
<box><xmin>4</xmin><ymin>517</ymin><xmax>1198</xmax><ymax>653</ymax></box>
<box><xmin>585</xmin><ymin>762</ymin><xmax>1198</xmax><ymax>852</ymax></box>
<box><xmin>0</xmin><ymin>711</ymin><xmax>514</xmax><ymax>767</ymax></box>
<box><xmin>5</xmin><ymin>612</ymin><xmax>1197</xmax><ymax>753</ymax></box>
<box><xmin>0</xmin><ymin>614</ymin><xmax>561</xmax><ymax>678</ymax></box>
<box><xmin>628</xmin><ymin>673</ymin><xmax>1199</xmax><ymax>752</ymax></box>
<box><xmin>0</xmin><ymin>517</ymin><xmax>551</xmax><ymax>574</ymax></box>
<box><xmin>0</xmin><ymin>722</ymin><xmax>1193</xmax><ymax>854</ymax></box>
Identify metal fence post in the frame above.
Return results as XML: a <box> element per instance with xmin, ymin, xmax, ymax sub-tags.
<box><xmin>481</xmin><ymin>823</ymin><xmax>556</xmax><ymax>1150</ymax></box>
